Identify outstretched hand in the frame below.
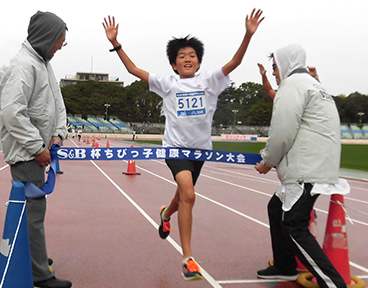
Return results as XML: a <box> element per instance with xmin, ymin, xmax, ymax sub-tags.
<box><xmin>308</xmin><ymin>66</ymin><xmax>317</xmax><ymax>78</ymax></box>
<box><xmin>103</xmin><ymin>16</ymin><xmax>119</xmax><ymax>43</ymax></box>
<box><xmin>246</xmin><ymin>8</ymin><xmax>264</xmax><ymax>35</ymax></box>
<box><xmin>257</xmin><ymin>63</ymin><xmax>267</xmax><ymax>76</ymax></box>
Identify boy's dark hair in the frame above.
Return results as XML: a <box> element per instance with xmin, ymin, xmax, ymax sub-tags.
<box><xmin>166</xmin><ymin>35</ymin><xmax>204</xmax><ymax>74</ymax></box>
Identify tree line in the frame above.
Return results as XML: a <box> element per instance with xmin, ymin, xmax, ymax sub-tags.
<box><xmin>61</xmin><ymin>80</ymin><xmax>368</xmax><ymax>128</ymax></box>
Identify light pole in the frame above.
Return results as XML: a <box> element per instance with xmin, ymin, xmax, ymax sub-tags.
<box><xmin>232</xmin><ymin>109</ymin><xmax>238</xmax><ymax>128</ymax></box>
<box><xmin>104</xmin><ymin>103</ymin><xmax>111</xmax><ymax>120</ymax></box>
<box><xmin>358</xmin><ymin>112</ymin><xmax>365</xmax><ymax>129</ymax></box>
<box><xmin>358</xmin><ymin>112</ymin><xmax>365</xmax><ymax>122</ymax></box>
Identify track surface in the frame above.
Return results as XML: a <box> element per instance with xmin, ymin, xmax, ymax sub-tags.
<box><xmin>0</xmin><ymin>137</ymin><xmax>367</xmax><ymax>288</ymax></box>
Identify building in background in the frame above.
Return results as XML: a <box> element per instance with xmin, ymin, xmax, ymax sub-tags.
<box><xmin>60</xmin><ymin>72</ymin><xmax>124</xmax><ymax>87</ymax></box>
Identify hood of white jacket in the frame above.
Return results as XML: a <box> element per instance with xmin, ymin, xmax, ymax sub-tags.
<box><xmin>274</xmin><ymin>44</ymin><xmax>307</xmax><ymax>83</ymax></box>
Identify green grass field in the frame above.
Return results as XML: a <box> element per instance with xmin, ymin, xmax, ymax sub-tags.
<box><xmin>136</xmin><ymin>140</ymin><xmax>368</xmax><ymax>172</ymax></box>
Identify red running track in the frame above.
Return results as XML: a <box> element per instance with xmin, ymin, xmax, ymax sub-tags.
<box><xmin>0</xmin><ymin>137</ymin><xmax>367</xmax><ymax>288</ymax></box>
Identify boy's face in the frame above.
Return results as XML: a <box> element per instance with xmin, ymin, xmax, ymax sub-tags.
<box><xmin>172</xmin><ymin>47</ymin><xmax>200</xmax><ymax>79</ymax></box>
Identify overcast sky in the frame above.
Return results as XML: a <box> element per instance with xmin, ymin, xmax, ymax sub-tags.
<box><xmin>1</xmin><ymin>0</ymin><xmax>367</xmax><ymax>96</ymax></box>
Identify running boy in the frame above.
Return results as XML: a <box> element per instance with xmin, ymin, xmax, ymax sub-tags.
<box><xmin>103</xmin><ymin>9</ymin><xmax>264</xmax><ymax>280</ymax></box>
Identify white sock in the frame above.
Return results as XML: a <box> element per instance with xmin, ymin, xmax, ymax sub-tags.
<box><xmin>183</xmin><ymin>257</ymin><xmax>193</xmax><ymax>264</ymax></box>
<box><xmin>162</xmin><ymin>208</ymin><xmax>170</xmax><ymax>221</ymax></box>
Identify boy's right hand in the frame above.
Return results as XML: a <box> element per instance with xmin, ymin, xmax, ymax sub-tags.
<box><xmin>103</xmin><ymin>16</ymin><xmax>119</xmax><ymax>44</ymax></box>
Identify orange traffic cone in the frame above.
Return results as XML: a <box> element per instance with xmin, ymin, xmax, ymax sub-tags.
<box><xmin>123</xmin><ymin>160</ymin><xmax>141</xmax><ymax>175</ymax></box>
<box><xmin>298</xmin><ymin>194</ymin><xmax>366</xmax><ymax>287</ymax></box>
<box><xmin>323</xmin><ymin>194</ymin><xmax>350</xmax><ymax>282</ymax></box>
<box><xmin>123</xmin><ymin>146</ymin><xmax>140</xmax><ymax>175</ymax></box>
<box><xmin>106</xmin><ymin>140</ymin><xmax>110</xmax><ymax>148</ymax></box>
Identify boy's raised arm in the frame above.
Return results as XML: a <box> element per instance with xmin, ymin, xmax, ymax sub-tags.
<box><xmin>222</xmin><ymin>8</ymin><xmax>264</xmax><ymax>77</ymax></box>
<box><xmin>103</xmin><ymin>16</ymin><xmax>149</xmax><ymax>83</ymax></box>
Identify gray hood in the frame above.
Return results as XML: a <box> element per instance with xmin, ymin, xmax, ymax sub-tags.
<box><xmin>274</xmin><ymin>44</ymin><xmax>307</xmax><ymax>83</ymax></box>
<box><xmin>27</xmin><ymin>11</ymin><xmax>67</xmax><ymax>62</ymax></box>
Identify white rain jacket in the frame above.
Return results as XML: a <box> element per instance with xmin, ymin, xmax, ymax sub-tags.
<box><xmin>0</xmin><ymin>40</ymin><xmax>67</xmax><ymax>165</ymax></box>
<box><xmin>261</xmin><ymin>44</ymin><xmax>342</xmax><ymax>185</ymax></box>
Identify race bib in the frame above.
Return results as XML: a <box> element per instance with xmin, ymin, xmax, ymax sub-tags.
<box><xmin>176</xmin><ymin>91</ymin><xmax>206</xmax><ymax>117</ymax></box>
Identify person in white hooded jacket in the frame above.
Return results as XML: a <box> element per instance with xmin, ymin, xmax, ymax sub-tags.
<box><xmin>255</xmin><ymin>44</ymin><xmax>349</xmax><ymax>288</ymax></box>
<box><xmin>0</xmin><ymin>11</ymin><xmax>71</xmax><ymax>288</ymax></box>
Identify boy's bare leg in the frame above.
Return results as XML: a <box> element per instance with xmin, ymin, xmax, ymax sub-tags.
<box><xmin>174</xmin><ymin>170</ymin><xmax>196</xmax><ymax>259</ymax></box>
<box><xmin>164</xmin><ymin>188</ymin><xmax>180</xmax><ymax>218</ymax></box>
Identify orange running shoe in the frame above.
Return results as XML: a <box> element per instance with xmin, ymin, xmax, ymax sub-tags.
<box><xmin>158</xmin><ymin>206</ymin><xmax>172</xmax><ymax>239</ymax></box>
<box><xmin>182</xmin><ymin>258</ymin><xmax>203</xmax><ymax>280</ymax></box>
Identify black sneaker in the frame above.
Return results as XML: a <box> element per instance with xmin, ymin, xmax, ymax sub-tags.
<box><xmin>158</xmin><ymin>206</ymin><xmax>172</xmax><ymax>239</ymax></box>
<box><xmin>257</xmin><ymin>266</ymin><xmax>298</xmax><ymax>281</ymax></box>
<box><xmin>34</xmin><ymin>276</ymin><xmax>72</xmax><ymax>288</ymax></box>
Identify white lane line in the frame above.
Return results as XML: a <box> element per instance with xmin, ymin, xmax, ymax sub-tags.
<box><xmin>138</xmin><ymin>163</ymin><xmax>368</xmax><ymax>279</ymax></box>
<box><xmin>54</xmin><ymin>144</ymin><xmax>368</xmax><ymax>277</ymax></box>
<box><xmin>203</xmin><ymin>165</ymin><xmax>280</xmax><ymax>185</ymax></box>
<box><xmin>313</xmin><ymin>207</ymin><xmax>368</xmax><ymax>227</ymax></box>
<box><xmin>0</xmin><ymin>165</ymin><xmax>9</xmax><ymax>172</ymax></box>
<box><xmin>350</xmin><ymin>262</ymin><xmax>368</xmax><ymax>274</ymax></box>
<box><xmin>139</xmin><ymin>162</ymin><xmax>271</xmax><ymax>228</ymax></box>
<box><xmin>89</xmin><ymin>161</ymin><xmax>222</xmax><ymax>288</ymax></box>
<box><xmin>344</xmin><ymin>196</ymin><xmax>368</xmax><ymax>205</ymax></box>
<box><xmin>201</xmin><ymin>173</ymin><xmax>273</xmax><ymax>198</ymax></box>
<box><xmin>201</xmin><ymin>172</ymin><xmax>368</xmax><ymax>227</ymax></box>
<box><xmin>217</xmin><ymin>279</ymin><xmax>289</xmax><ymax>284</ymax></box>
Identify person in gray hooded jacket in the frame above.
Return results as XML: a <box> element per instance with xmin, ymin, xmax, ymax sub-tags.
<box><xmin>254</xmin><ymin>44</ymin><xmax>349</xmax><ymax>288</ymax></box>
<box><xmin>0</xmin><ymin>11</ymin><xmax>72</xmax><ymax>288</ymax></box>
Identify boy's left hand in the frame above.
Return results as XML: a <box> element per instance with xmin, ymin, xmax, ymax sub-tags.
<box><xmin>103</xmin><ymin>16</ymin><xmax>119</xmax><ymax>44</ymax></box>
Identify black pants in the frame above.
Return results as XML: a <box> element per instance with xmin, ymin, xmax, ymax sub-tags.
<box><xmin>268</xmin><ymin>183</ymin><xmax>347</xmax><ymax>288</ymax></box>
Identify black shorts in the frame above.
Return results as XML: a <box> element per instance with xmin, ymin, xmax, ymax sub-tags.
<box><xmin>165</xmin><ymin>159</ymin><xmax>204</xmax><ymax>186</ymax></box>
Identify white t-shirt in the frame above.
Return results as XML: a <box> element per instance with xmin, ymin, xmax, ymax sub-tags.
<box><xmin>149</xmin><ymin>69</ymin><xmax>230</xmax><ymax>150</ymax></box>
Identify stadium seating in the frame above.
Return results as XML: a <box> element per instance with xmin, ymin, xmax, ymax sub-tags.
<box><xmin>350</xmin><ymin>124</ymin><xmax>364</xmax><ymax>139</ymax></box>
<box><xmin>109</xmin><ymin>116</ymin><xmax>132</xmax><ymax>133</ymax></box>
<box><xmin>340</xmin><ymin>124</ymin><xmax>353</xmax><ymax>139</ymax></box>
<box><xmin>362</xmin><ymin>126</ymin><xmax>368</xmax><ymax>139</ymax></box>
<box><xmin>74</xmin><ymin>114</ymin><xmax>98</xmax><ymax>132</ymax></box>
<box><xmin>67</xmin><ymin>114</ymin><xmax>83</xmax><ymax>127</ymax></box>
<box><xmin>87</xmin><ymin>115</ymin><xmax>111</xmax><ymax>132</ymax></box>
<box><xmin>96</xmin><ymin>115</ymin><xmax>120</xmax><ymax>132</ymax></box>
